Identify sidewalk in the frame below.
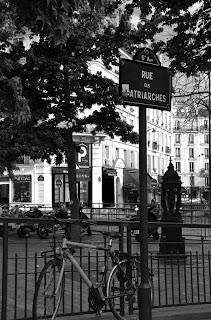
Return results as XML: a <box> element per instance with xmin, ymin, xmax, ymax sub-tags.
<box><xmin>60</xmin><ymin>304</ymin><xmax>211</xmax><ymax>320</ymax></box>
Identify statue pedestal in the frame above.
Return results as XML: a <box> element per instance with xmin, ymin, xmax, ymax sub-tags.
<box><xmin>159</xmin><ymin>215</ymin><xmax>185</xmax><ymax>255</ymax></box>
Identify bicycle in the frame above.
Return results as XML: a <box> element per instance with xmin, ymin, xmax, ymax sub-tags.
<box><xmin>32</xmin><ymin>217</ymin><xmax>154</xmax><ymax>320</ymax></box>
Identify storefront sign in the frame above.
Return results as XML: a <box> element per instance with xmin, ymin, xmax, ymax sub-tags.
<box><xmin>15</xmin><ymin>175</ymin><xmax>31</xmax><ymax>181</ymax></box>
<box><xmin>53</xmin><ymin>167</ymin><xmax>91</xmax><ymax>181</ymax></box>
<box><xmin>76</xmin><ymin>169</ymin><xmax>91</xmax><ymax>181</ymax></box>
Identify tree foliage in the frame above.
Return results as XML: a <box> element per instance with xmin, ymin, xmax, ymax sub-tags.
<box><xmin>4</xmin><ymin>0</ymin><xmax>204</xmax><ymax>222</ymax></box>
<box><xmin>0</xmin><ymin>0</ymin><xmax>166</xmax><ymax>224</ymax></box>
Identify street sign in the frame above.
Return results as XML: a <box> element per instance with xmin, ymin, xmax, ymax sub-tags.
<box><xmin>119</xmin><ymin>58</ymin><xmax>172</xmax><ymax>110</ymax></box>
<box><xmin>151</xmin><ymin>178</ymin><xmax>158</xmax><ymax>188</ymax></box>
<box><xmin>56</xmin><ymin>179</ymin><xmax>62</xmax><ymax>188</ymax></box>
<box><xmin>76</xmin><ymin>143</ymin><xmax>90</xmax><ymax>169</ymax></box>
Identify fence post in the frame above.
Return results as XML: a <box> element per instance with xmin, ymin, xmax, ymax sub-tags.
<box><xmin>1</xmin><ymin>221</ymin><xmax>8</xmax><ymax>320</ymax></box>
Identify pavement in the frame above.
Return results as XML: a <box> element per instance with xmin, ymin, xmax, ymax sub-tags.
<box><xmin>59</xmin><ymin>304</ymin><xmax>211</xmax><ymax>320</ymax></box>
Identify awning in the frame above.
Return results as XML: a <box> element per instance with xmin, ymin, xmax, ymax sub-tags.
<box><xmin>123</xmin><ymin>168</ymin><xmax>153</xmax><ymax>190</ymax></box>
<box><xmin>0</xmin><ymin>176</ymin><xmax>9</xmax><ymax>182</ymax></box>
<box><xmin>102</xmin><ymin>167</ymin><xmax>117</xmax><ymax>177</ymax></box>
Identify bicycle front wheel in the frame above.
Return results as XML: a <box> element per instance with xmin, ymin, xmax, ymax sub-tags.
<box><xmin>107</xmin><ymin>260</ymin><xmax>153</xmax><ymax>320</ymax></box>
<box><xmin>33</xmin><ymin>258</ymin><xmax>65</xmax><ymax>320</ymax></box>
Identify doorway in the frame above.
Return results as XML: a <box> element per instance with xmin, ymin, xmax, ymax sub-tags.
<box><xmin>0</xmin><ymin>184</ymin><xmax>9</xmax><ymax>206</ymax></box>
<box><xmin>102</xmin><ymin>175</ymin><xmax>115</xmax><ymax>207</ymax></box>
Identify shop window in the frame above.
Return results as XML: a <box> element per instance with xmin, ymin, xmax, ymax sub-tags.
<box><xmin>13</xmin><ymin>175</ymin><xmax>32</xmax><ymax>202</ymax></box>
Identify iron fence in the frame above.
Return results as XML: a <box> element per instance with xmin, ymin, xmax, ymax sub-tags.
<box><xmin>1</xmin><ymin>217</ymin><xmax>211</xmax><ymax>319</ymax></box>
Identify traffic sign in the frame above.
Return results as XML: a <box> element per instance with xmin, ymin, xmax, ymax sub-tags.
<box><xmin>76</xmin><ymin>143</ymin><xmax>90</xmax><ymax>169</ymax></box>
<box><xmin>151</xmin><ymin>179</ymin><xmax>158</xmax><ymax>188</ymax></box>
<box><xmin>56</xmin><ymin>179</ymin><xmax>62</xmax><ymax>188</ymax></box>
<box><xmin>119</xmin><ymin>58</ymin><xmax>172</xmax><ymax>110</ymax></box>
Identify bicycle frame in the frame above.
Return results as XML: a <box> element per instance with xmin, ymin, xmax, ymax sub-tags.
<box><xmin>55</xmin><ymin>237</ymin><xmax>111</xmax><ymax>292</ymax></box>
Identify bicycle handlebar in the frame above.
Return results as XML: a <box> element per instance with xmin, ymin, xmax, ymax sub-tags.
<box><xmin>43</xmin><ymin>212</ymin><xmax>96</xmax><ymax>228</ymax></box>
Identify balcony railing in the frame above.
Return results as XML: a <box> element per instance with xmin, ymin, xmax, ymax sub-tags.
<box><xmin>173</xmin><ymin>126</ymin><xmax>199</xmax><ymax>132</ymax></box>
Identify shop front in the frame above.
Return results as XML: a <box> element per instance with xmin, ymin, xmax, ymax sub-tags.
<box><xmin>52</xmin><ymin>167</ymin><xmax>92</xmax><ymax>206</ymax></box>
<box><xmin>123</xmin><ymin>168</ymin><xmax>155</xmax><ymax>204</ymax></box>
<box><xmin>0</xmin><ymin>176</ymin><xmax>9</xmax><ymax>206</ymax></box>
<box><xmin>102</xmin><ymin>167</ymin><xmax>117</xmax><ymax>207</ymax></box>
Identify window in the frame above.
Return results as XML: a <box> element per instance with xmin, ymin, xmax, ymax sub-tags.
<box><xmin>13</xmin><ymin>175</ymin><xmax>32</xmax><ymax>202</ymax></box>
<box><xmin>175</xmin><ymin>120</ymin><xmax>180</xmax><ymax>129</ymax></box>
<box><xmin>123</xmin><ymin>150</ymin><xmax>127</xmax><ymax>166</ymax></box>
<box><xmin>188</xmin><ymin>134</ymin><xmax>194</xmax><ymax>144</ymax></box>
<box><xmin>115</xmin><ymin>148</ymin><xmax>119</xmax><ymax>159</ymax></box>
<box><xmin>205</xmin><ymin>176</ymin><xmax>209</xmax><ymax>186</ymax></box>
<box><xmin>105</xmin><ymin>145</ymin><xmax>109</xmax><ymax>158</ymax></box>
<box><xmin>204</xmin><ymin>134</ymin><xmax>209</xmax><ymax>144</ymax></box>
<box><xmin>131</xmin><ymin>151</ymin><xmax>135</xmax><ymax>168</ymax></box>
<box><xmin>175</xmin><ymin>134</ymin><xmax>180</xmax><ymax>143</ymax></box>
<box><xmin>190</xmin><ymin>175</ymin><xmax>195</xmax><ymax>186</ymax></box>
<box><xmin>189</xmin><ymin>162</ymin><xmax>194</xmax><ymax>172</ymax></box>
<box><xmin>175</xmin><ymin>148</ymin><xmax>181</xmax><ymax>157</ymax></box>
<box><xmin>104</xmin><ymin>145</ymin><xmax>109</xmax><ymax>165</ymax></box>
<box><xmin>205</xmin><ymin>162</ymin><xmax>209</xmax><ymax>171</ymax></box>
<box><xmin>175</xmin><ymin>162</ymin><xmax>181</xmax><ymax>172</ymax></box>
<box><xmin>205</xmin><ymin>148</ymin><xmax>209</xmax><ymax>158</ymax></box>
<box><xmin>189</xmin><ymin>148</ymin><xmax>194</xmax><ymax>158</ymax></box>
<box><xmin>204</xmin><ymin>120</ymin><xmax>208</xmax><ymax>129</ymax></box>
<box><xmin>16</xmin><ymin>155</ymin><xmax>34</xmax><ymax>164</ymax></box>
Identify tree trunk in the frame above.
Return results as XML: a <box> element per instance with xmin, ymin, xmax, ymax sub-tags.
<box><xmin>65</xmin><ymin>128</ymin><xmax>80</xmax><ymax>241</ymax></box>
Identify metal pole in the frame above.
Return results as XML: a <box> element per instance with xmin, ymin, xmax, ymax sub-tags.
<box><xmin>138</xmin><ymin>107</ymin><xmax>152</xmax><ymax>320</ymax></box>
<box><xmin>208</xmin><ymin>71</ymin><xmax>211</xmax><ymax>215</ymax></box>
<box><xmin>1</xmin><ymin>222</ymin><xmax>8</xmax><ymax>320</ymax></box>
<box><xmin>190</xmin><ymin>173</ymin><xmax>193</xmax><ymax>223</ymax></box>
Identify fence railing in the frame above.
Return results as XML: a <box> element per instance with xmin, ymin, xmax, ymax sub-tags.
<box><xmin>1</xmin><ymin>217</ymin><xmax>211</xmax><ymax>319</ymax></box>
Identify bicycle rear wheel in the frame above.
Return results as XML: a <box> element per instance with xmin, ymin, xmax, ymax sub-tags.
<box><xmin>33</xmin><ymin>258</ymin><xmax>64</xmax><ymax>320</ymax></box>
<box><xmin>107</xmin><ymin>260</ymin><xmax>153</xmax><ymax>320</ymax></box>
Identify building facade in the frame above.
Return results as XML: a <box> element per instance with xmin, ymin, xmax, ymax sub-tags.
<box><xmin>171</xmin><ymin>103</ymin><xmax>209</xmax><ymax>201</ymax></box>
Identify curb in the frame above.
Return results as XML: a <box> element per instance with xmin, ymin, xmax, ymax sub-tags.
<box><xmin>152</xmin><ymin>305</ymin><xmax>211</xmax><ymax>320</ymax></box>
<box><xmin>60</xmin><ymin>305</ymin><xmax>211</xmax><ymax>320</ymax></box>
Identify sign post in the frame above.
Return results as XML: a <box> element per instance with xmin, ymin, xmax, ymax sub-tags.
<box><xmin>119</xmin><ymin>48</ymin><xmax>172</xmax><ymax>320</ymax></box>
